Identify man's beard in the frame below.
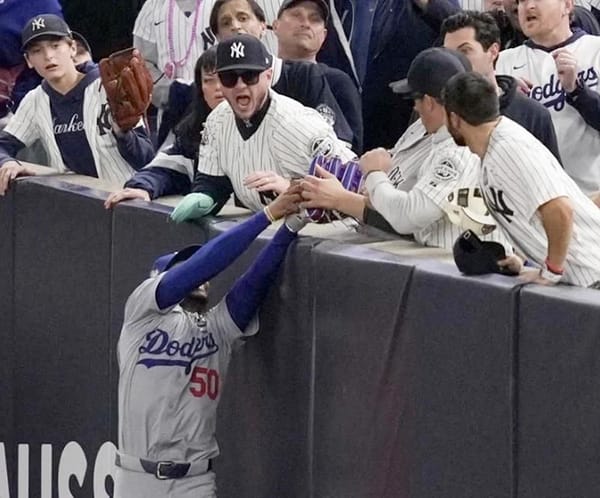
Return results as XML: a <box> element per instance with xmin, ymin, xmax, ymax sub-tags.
<box><xmin>447</xmin><ymin>121</ymin><xmax>467</xmax><ymax>147</ymax></box>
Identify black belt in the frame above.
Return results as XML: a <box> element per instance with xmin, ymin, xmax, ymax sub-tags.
<box><xmin>116</xmin><ymin>452</ymin><xmax>212</xmax><ymax>480</ymax></box>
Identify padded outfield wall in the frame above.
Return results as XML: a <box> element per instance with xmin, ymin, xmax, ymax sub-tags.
<box><xmin>1</xmin><ymin>175</ymin><xmax>599</xmax><ymax>498</ymax></box>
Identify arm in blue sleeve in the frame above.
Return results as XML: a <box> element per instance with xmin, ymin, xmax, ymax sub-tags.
<box><xmin>225</xmin><ymin>224</ymin><xmax>297</xmax><ymax>332</ymax></box>
<box><xmin>113</xmin><ymin>125</ymin><xmax>156</xmax><ymax>170</ymax></box>
<box><xmin>0</xmin><ymin>131</ymin><xmax>25</xmax><ymax>166</ymax></box>
<box><xmin>124</xmin><ymin>167</ymin><xmax>191</xmax><ymax>198</ymax></box>
<box><xmin>567</xmin><ymin>85</ymin><xmax>600</xmax><ymax>132</ymax></box>
<box><xmin>191</xmin><ymin>172</ymin><xmax>235</xmax><ymax>215</ymax></box>
<box><xmin>155</xmin><ymin>210</ymin><xmax>271</xmax><ymax>309</ymax></box>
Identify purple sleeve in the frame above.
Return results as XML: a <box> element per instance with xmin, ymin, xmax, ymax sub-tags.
<box><xmin>225</xmin><ymin>224</ymin><xmax>297</xmax><ymax>332</ymax></box>
<box><xmin>155</xmin><ymin>211</ymin><xmax>271</xmax><ymax>309</ymax></box>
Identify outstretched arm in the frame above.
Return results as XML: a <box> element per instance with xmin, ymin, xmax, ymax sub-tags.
<box><xmin>156</xmin><ymin>186</ymin><xmax>302</xmax><ymax>309</ymax></box>
<box><xmin>225</xmin><ymin>222</ymin><xmax>298</xmax><ymax>332</ymax></box>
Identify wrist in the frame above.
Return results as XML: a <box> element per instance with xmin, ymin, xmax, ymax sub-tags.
<box><xmin>264</xmin><ymin>205</ymin><xmax>277</xmax><ymax>223</ymax></box>
<box><xmin>544</xmin><ymin>257</ymin><xmax>564</xmax><ymax>275</ymax></box>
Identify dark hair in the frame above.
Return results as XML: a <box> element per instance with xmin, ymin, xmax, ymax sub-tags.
<box><xmin>170</xmin><ymin>46</ymin><xmax>220</xmax><ymax>158</ymax></box>
<box><xmin>209</xmin><ymin>0</ymin><xmax>266</xmax><ymax>36</ymax></box>
<box><xmin>442</xmin><ymin>72</ymin><xmax>499</xmax><ymax>126</ymax></box>
<box><xmin>441</xmin><ymin>11</ymin><xmax>501</xmax><ymax>51</ymax></box>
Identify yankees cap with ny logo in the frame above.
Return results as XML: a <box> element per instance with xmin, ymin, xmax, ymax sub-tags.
<box><xmin>21</xmin><ymin>14</ymin><xmax>72</xmax><ymax>51</ymax></box>
<box><xmin>216</xmin><ymin>34</ymin><xmax>273</xmax><ymax>73</ymax></box>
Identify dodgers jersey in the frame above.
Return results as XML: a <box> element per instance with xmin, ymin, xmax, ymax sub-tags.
<box><xmin>1</xmin><ymin>70</ymin><xmax>149</xmax><ymax>185</ymax></box>
<box><xmin>481</xmin><ymin>117</ymin><xmax>600</xmax><ymax>287</ymax></box>
<box><xmin>366</xmin><ymin>125</ymin><xmax>512</xmax><ymax>250</ymax></box>
<box><xmin>496</xmin><ymin>31</ymin><xmax>600</xmax><ymax>193</ymax></box>
<box><xmin>196</xmin><ymin>90</ymin><xmax>355</xmax><ymax>212</ymax></box>
<box><xmin>118</xmin><ymin>274</ymin><xmax>258</xmax><ymax>462</ymax></box>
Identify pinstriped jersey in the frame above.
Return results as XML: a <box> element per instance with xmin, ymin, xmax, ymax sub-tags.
<box><xmin>481</xmin><ymin>117</ymin><xmax>600</xmax><ymax>287</ymax></box>
<box><xmin>118</xmin><ymin>274</ymin><xmax>258</xmax><ymax>463</ymax></box>
<box><xmin>496</xmin><ymin>32</ymin><xmax>600</xmax><ymax>193</ymax></box>
<box><xmin>399</xmin><ymin>126</ymin><xmax>511</xmax><ymax>249</ymax></box>
<box><xmin>387</xmin><ymin>119</ymin><xmax>431</xmax><ymax>192</ymax></box>
<box><xmin>133</xmin><ymin>0</ymin><xmax>281</xmax><ymax>83</ymax></box>
<box><xmin>3</xmin><ymin>74</ymin><xmax>139</xmax><ymax>186</ymax></box>
<box><xmin>197</xmin><ymin>90</ymin><xmax>355</xmax><ymax>211</ymax></box>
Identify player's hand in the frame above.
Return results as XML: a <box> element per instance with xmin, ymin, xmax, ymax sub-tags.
<box><xmin>104</xmin><ymin>188</ymin><xmax>151</xmax><ymax>209</ymax></box>
<box><xmin>299</xmin><ymin>165</ymin><xmax>345</xmax><ymax>211</ymax></box>
<box><xmin>170</xmin><ymin>193</ymin><xmax>217</xmax><ymax>223</ymax></box>
<box><xmin>497</xmin><ymin>254</ymin><xmax>524</xmax><ymax>275</ymax></box>
<box><xmin>266</xmin><ymin>183</ymin><xmax>302</xmax><ymax>220</ymax></box>
<box><xmin>589</xmin><ymin>191</ymin><xmax>600</xmax><ymax>208</ymax></box>
<box><xmin>359</xmin><ymin>148</ymin><xmax>392</xmax><ymax>175</ymax></box>
<box><xmin>0</xmin><ymin>161</ymin><xmax>37</xmax><ymax>196</ymax></box>
<box><xmin>552</xmin><ymin>48</ymin><xmax>579</xmax><ymax>93</ymax></box>
<box><xmin>243</xmin><ymin>171</ymin><xmax>290</xmax><ymax>194</ymax></box>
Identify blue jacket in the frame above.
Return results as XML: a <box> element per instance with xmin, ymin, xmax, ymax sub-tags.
<box><xmin>318</xmin><ymin>0</ymin><xmax>459</xmax><ymax>150</ymax></box>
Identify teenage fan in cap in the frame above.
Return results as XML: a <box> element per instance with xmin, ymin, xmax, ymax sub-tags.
<box><xmin>0</xmin><ymin>14</ymin><xmax>154</xmax><ymax>194</ymax></box>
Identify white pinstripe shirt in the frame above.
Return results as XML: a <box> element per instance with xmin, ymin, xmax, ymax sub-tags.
<box><xmin>481</xmin><ymin>117</ymin><xmax>600</xmax><ymax>287</ymax></box>
<box><xmin>3</xmin><ymin>78</ymin><xmax>138</xmax><ymax>186</ymax></box>
<box><xmin>197</xmin><ymin>90</ymin><xmax>355</xmax><ymax>212</ymax></box>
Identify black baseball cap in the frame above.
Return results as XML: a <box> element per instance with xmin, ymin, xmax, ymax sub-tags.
<box><xmin>453</xmin><ymin>230</ymin><xmax>514</xmax><ymax>276</ymax></box>
<box><xmin>21</xmin><ymin>14</ymin><xmax>72</xmax><ymax>51</ymax></box>
<box><xmin>216</xmin><ymin>34</ymin><xmax>273</xmax><ymax>72</ymax></box>
<box><xmin>389</xmin><ymin>47</ymin><xmax>471</xmax><ymax>99</ymax></box>
<box><xmin>277</xmin><ymin>0</ymin><xmax>329</xmax><ymax>22</ymax></box>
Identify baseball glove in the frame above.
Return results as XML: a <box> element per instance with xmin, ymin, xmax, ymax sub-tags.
<box><xmin>98</xmin><ymin>48</ymin><xmax>153</xmax><ymax>131</ymax></box>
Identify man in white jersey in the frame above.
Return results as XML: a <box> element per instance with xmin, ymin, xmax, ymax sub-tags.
<box><xmin>495</xmin><ymin>0</ymin><xmax>600</xmax><ymax>193</ymax></box>
<box><xmin>301</xmin><ymin>48</ymin><xmax>512</xmax><ymax>251</ymax></box>
<box><xmin>444</xmin><ymin>71</ymin><xmax>600</xmax><ymax>287</ymax></box>
<box><xmin>115</xmin><ymin>189</ymin><xmax>306</xmax><ymax>498</ymax></box>
<box><xmin>0</xmin><ymin>15</ymin><xmax>154</xmax><ymax>194</ymax></box>
<box><xmin>169</xmin><ymin>33</ymin><xmax>354</xmax><ymax>222</ymax></box>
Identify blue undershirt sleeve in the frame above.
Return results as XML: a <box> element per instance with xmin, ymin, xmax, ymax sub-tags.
<box><xmin>155</xmin><ymin>211</ymin><xmax>271</xmax><ymax>309</ymax></box>
<box><xmin>225</xmin><ymin>224</ymin><xmax>297</xmax><ymax>332</ymax></box>
<box><xmin>113</xmin><ymin>125</ymin><xmax>155</xmax><ymax>170</ymax></box>
<box><xmin>0</xmin><ymin>131</ymin><xmax>25</xmax><ymax>166</ymax></box>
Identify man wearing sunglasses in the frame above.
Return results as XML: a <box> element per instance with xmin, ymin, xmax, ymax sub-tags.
<box><xmin>170</xmin><ymin>33</ymin><xmax>355</xmax><ymax>223</ymax></box>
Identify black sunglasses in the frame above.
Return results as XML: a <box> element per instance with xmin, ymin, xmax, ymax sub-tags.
<box><xmin>218</xmin><ymin>70</ymin><xmax>262</xmax><ymax>88</ymax></box>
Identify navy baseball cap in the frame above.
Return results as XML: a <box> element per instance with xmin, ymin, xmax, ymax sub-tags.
<box><xmin>277</xmin><ymin>0</ymin><xmax>329</xmax><ymax>22</ymax></box>
<box><xmin>216</xmin><ymin>34</ymin><xmax>273</xmax><ymax>73</ymax></box>
<box><xmin>21</xmin><ymin>14</ymin><xmax>72</xmax><ymax>51</ymax></box>
<box><xmin>390</xmin><ymin>48</ymin><xmax>471</xmax><ymax>99</ymax></box>
<box><xmin>152</xmin><ymin>244</ymin><xmax>202</xmax><ymax>274</ymax></box>
<box><xmin>453</xmin><ymin>230</ymin><xmax>510</xmax><ymax>276</ymax></box>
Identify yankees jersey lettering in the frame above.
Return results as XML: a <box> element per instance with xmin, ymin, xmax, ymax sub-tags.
<box><xmin>0</xmin><ymin>68</ymin><xmax>153</xmax><ymax>185</ymax></box>
<box><xmin>194</xmin><ymin>90</ymin><xmax>355</xmax><ymax>212</ymax></box>
<box><xmin>496</xmin><ymin>31</ymin><xmax>600</xmax><ymax>193</ymax></box>
<box><xmin>119</xmin><ymin>274</ymin><xmax>258</xmax><ymax>462</ymax></box>
<box><xmin>365</xmin><ymin>125</ymin><xmax>512</xmax><ymax>250</ymax></box>
<box><xmin>481</xmin><ymin>117</ymin><xmax>600</xmax><ymax>287</ymax></box>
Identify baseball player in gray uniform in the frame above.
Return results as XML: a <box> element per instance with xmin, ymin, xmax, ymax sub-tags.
<box><xmin>115</xmin><ymin>188</ymin><xmax>306</xmax><ymax>498</ymax></box>
<box><xmin>170</xmin><ymin>33</ymin><xmax>354</xmax><ymax>222</ymax></box>
<box><xmin>444</xmin><ymin>71</ymin><xmax>600</xmax><ymax>287</ymax></box>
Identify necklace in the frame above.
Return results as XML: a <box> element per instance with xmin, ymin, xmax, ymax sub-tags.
<box><xmin>164</xmin><ymin>0</ymin><xmax>202</xmax><ymax>79</ymax></box>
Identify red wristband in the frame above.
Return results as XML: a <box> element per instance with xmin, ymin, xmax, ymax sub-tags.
<box><xmin>544</xmin><ymin>258</ymin><xmax>564</xmax><ymax>275</ymax></box>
